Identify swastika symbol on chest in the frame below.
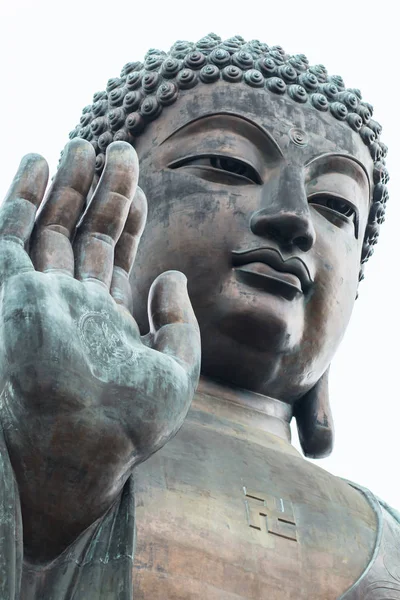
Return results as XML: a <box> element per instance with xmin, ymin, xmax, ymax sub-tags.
<box><xmin>243</xmin><ymin>487</ymin><xmax>297</xmax><ymax>542</ymax></box>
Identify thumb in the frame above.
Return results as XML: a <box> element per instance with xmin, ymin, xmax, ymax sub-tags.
<box><xmin>147</xmin><ymin>270</ymin><xmax>201</xmax><ymax>384</ymax></box>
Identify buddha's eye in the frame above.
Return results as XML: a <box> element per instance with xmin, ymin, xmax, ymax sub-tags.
<box><xmin>309</xmin><ymin>193</ymin><xmax>359</xmax><ymax>237</ymax></box>
<box><xmin>210</xmin><ymin>157</ymin><xmax>257</xmax><ymax>179</ymax></box>
<box><xmin>169</xmin><ymin>154</ymin><xmax>261</xmax><ymax>185</ymax></box>
<box><xmin>309</xmin><ymin>194</ymin><xmax>356</xmax><ymax>219</ymax></box>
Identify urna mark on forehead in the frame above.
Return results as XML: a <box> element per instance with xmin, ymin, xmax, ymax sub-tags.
<box><xmin>70</xmin><ymin>34</ymin><xmax>389</xmax><ymax>281</ymax></box>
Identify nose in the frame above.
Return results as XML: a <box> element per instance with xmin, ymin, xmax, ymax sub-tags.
<box><xmin>250</xmin><ymin>210</ymin><xmax>316</xmax><ymax>252</ymax></box>
<box><xmin>250</xmin><ymin>167</ymin><xmax>316</xmax><ymax>253</ymax></box>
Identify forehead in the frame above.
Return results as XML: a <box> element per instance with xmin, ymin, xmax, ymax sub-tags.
<box><xmin>135</xmin><ymin>80</ymin><xmax>374</xmax><ymax>181</ymax></box>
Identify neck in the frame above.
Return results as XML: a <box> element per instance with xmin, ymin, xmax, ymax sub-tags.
<box><xmin>196</xmin><ymin>376</ymin><xmax>293</xmax><ymax>444</ymax></box>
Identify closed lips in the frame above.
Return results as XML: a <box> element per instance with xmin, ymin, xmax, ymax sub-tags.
<box><xmin>231</xmin><ymin>247</ymin><xmax>313</xmax><ymax>294</ymax></box>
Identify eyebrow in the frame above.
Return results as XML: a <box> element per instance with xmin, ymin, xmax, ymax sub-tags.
<box><xmin>159</xmin><ymin>112</ymin><xmax>284</xmax><ymax>159</ymax></box>
<box><xmin>305</xmin><ymin>153</ymin><xmax>371</xmax><ymax>194</ymax></box>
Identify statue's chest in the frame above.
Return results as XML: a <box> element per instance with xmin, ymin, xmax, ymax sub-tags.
<box><xmin>132</xmin><ymin>409</ymin><xmax>376</xmax><ymax>600</ymax></box>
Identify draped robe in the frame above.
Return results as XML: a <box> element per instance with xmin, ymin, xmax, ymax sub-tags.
<box><xmin>0</xmin><ymin>423</ymin><xmax>135</xmax><ymax>600</ymax></box>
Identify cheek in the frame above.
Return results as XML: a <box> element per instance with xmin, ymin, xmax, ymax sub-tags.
<box><xmin>318</xmin><ymin>231</ymin><xmax>359</xmax><ymax>310</ymax></box>
<box><xmin>305</xmin><ymin>217</ymin><xmax>361</xmax><ymax>369</ymax></box>
<box><xmin>137</xmin><ymin>169</ymin><xmax>257</xmax><ymax>284</ymax></box>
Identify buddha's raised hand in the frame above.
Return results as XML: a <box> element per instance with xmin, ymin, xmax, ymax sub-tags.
<box><xmin>0</xmin><ymin>139</ymin><xmax>200</xmax><ymax>560</ymax></box>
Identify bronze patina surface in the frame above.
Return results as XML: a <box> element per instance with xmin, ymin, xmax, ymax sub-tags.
<box><xmin>0</xmin><ymin>34</ymin><xmax>397</xmax><ymax>599</ymax></box>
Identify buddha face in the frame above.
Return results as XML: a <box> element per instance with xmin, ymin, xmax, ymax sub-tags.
<box><xmin>130</xmin><ymin>81</ymin><xmax>372</xmax><ymax>403</ymax></box>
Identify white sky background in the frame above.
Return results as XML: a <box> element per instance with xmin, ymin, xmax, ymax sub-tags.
<box><xmin>0</xmin><ymin>0</ymin><xmax>399</xmax><ymax>506</ymax></box>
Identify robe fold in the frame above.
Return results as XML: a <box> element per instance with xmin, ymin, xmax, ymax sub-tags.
<box><xmin>0</xmin><ymin>424</ymin><xmax>135</xmax><ymax>600</ymax></box>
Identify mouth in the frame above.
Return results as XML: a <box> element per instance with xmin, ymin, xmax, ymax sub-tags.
<box><xmin>232</xmin><ymin>247</ymin><xmax>313</xmax><ymax>300</ymax></box>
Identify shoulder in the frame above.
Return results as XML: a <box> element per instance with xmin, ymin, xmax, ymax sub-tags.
<box><xmin>377</xmin><ymin>495</ymin><xmax>400</xmax><ymax>525</ymax></box>
<box><xmin>345</xmin><ymin>479</ymin><xmax>400</xmax><ymax>525</ymax></box>
<box><xmin>337</xmin><ymin>480</ymin><xmax>400</xmax><ymax>598</ymax></box>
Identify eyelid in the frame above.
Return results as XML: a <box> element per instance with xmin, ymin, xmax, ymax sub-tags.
<box><xmin>305</xmin><ymin>153</ymin><xmax>371</xmax><ymax>197</ymax></box>
<box><xmin>308</xmin><ymin>191</ymin><xmax>359</xmax><ymax>238</ymax></box>
<box><xmin>167</xmin><ymin>153</ymin><xmax>262</xmax><ymax>184</ymax></box>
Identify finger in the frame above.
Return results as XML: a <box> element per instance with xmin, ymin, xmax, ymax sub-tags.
<box><xmin>74</xmin><ymin>142</ymin><xmax>139</xmax><ymax>288</ymax></box>
<box><xmin>148</xmin><ymin>271</ymin><xmax>201</xmax><ymax>384</ymax></box>
<box><xmin>1</xmin><ymin>154</ymin><xmax>48</xmax><ymax>242</ymax></box>
<box><xmin>111</xmin><ymin>187</ymin><xmax>147</xmax><ymax>311</ymax></box>
<box><xmin>0</xmin><ymin>154</ymin><xmax>48</xmax><ymax>282</ymax></box>
<box><xmin>30</xmin><ymin>139</ymin><xmax>95</xmax><ymax>276</ymax></box>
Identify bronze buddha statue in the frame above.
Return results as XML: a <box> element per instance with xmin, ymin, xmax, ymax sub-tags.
<box><xmin>0</xmin><ymin>34</ymin><xmax>397</xmax><ymax>599</ymax></box>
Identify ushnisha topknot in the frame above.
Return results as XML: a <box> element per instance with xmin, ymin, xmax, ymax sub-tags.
<box><xmin>69</xmin><ymin>33</ymin><xmax>389</xmax><ymax>280</ymax></box>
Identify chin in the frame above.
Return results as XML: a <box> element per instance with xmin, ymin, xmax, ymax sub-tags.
<box><xmin>196</xmin><ymin>284</ymin><xmax>305</xmax><ymax>357</ymax></box>
<box><xmin>222</xmin><ymin>309</ymin><xmax>302</xmax><ymax>354</ymax></box>
<box><xmin>198</xmin><ymin>313</ymin><xmax>293</xmax><ymax>393</ymax></box>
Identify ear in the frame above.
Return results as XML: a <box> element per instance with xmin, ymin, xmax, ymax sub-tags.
<box><xmin>294</xmin><ymin>368</ymin><xmax>334</xmax><ymax>459</ymax></box>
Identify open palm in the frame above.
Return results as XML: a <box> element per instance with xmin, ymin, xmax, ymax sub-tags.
<box><xmin>0</xmin><ymin>139</ymin><xmax>200</xmax><ymax>561</ymax></box>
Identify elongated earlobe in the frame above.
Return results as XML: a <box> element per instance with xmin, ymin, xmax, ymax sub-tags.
<box><xmin>294</xmin><ymin>368</ymin><xmax>334</xmax><ymax>459</ymax></box>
